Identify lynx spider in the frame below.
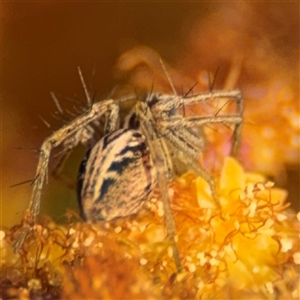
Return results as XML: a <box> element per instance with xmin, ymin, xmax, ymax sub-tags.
<box><xmin>14</xmin><ymin>67</ymin><xmax>243</xmax><ymax>272</ymax></box>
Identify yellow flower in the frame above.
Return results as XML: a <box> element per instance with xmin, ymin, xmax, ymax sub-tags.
<box><xmin>1</xmin><ymin>158</ymin><xmax>299</xmax><ymax>299</ymax></box>
<box><xmin>171</xmin><ymin>157</ymin><xmax>299</xmax><ymax>299</ymax></box>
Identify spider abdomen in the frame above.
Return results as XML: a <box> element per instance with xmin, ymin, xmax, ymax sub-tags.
<box><xmin>77</xmin><ymin>128</ymin><xmax>156</xmax><ymax>222</ymax></box>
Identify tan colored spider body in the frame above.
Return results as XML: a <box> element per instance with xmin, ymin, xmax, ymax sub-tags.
<box><xmin>77</xmin><ymin>128</ymin><xmax>157</xmax><ymax>222</ymax></box>
<box><xmin>14</xmin><ymin>69</ymin><xmax>243</xmax><ymax>272</ymax></box>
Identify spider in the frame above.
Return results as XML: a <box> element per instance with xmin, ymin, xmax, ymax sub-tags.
<box><xmin>14</xmin><ymin>67</ymin><xmax>243</xmax><ymax>272</ymax></box>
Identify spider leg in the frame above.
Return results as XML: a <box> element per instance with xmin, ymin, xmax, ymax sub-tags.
<box><xmin>161</xmin><ymin>126</ymin><xmax>220</xmax><ymax>206</ymax></box>
<box><xmin>13</xmin><ymin>99</ymin><xmax>119</xmax><ymax>252</ymax></box>
<box><xmin>160</xmin><ymin>114</ymin><xmax>243</xmax><ymax>155</ymax></box>
<box><xmin>51</xmin><ymin>116</ymin><xmax>105</xmax><ymax>188</ymax></box>
<box><xmin>136</xmin><ymin>102</ymin><xmax>182</xmax><ymax>272</ymax></box>
<box><xmin>158</xmin><ymin>112</ymin><xmax>243</xmax><ymax>207</ymax></box>
<box><xmin>152</xmin><ymin>90</ymin><xmax>242</xmax><ymax>115</ymax></box>
<box><xmin>181</xmin><ymin>89</ymin><xmax>244</xmax><ymax>155</ymax></box>
<box><xmin>153</xmin><ymin>90</ymin><xmax>243</xmax><ymax>156</ymax></box>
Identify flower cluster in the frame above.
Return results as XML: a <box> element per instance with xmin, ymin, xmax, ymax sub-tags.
<box><xmin>1</xmin><ymin>158</ymin><xmax>299</xmax><ymax>299</ymax></box>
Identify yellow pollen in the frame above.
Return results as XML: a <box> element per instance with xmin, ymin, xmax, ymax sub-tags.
<box><xmin>188</xmin><ymin>263</ymin><xmax>197</xmax><ymax>273</ymax></box>
<box><xmin>114</xmin><ymin>226</ymin><xmax>122</xmax><ymax>233</ymax></box>
<box><xmin>140</xmin><ymin>258</ymin><xmax>148</xmax><ymax>265</ymax></box>
<box><xmin>276</xmin><ymin>213</ymin><xmax>287</xmax><ymax>222</ymax></box>
<box><xmin>265</xmin><ymin>282</ymin><xmax>274</xmax><ymax>294</ymax></box>
<box><xmin>280</xmin><ymin>237</ymin><xmax>293</xmax><ymax>252</ymax></box>
<box><xmin>0</xmin><ymin>230</ymin><xmax>5</xmax><ymax>241</ymax></box>
<box><xmin>292</xmin><ymin>252</ymin><xmax>300</xmax><ymax>264</ymax></box>
<box><xmin>68</xmin><ymin>228</ymin><xmax>75</xmax><ymax>235</ymax></box>
<box><xmin>265</xmin><ymin>181</ymin><xmax>274</xmax><ymax>188</ymax></box>
<box><xmin>209</xmin><ymin>257</ymin><xmax>219</xmax><ymax>266</ymax></box>
<box><xmin>167</xmin><ymin>246</ymin><xmax>173</xmax><ymax>258</ymax></box>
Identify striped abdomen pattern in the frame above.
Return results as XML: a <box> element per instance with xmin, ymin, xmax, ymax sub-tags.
<box><xmin>77</xmin><ymin>128</ymin><xmax>156</xmax><ymax>222</ymax></box>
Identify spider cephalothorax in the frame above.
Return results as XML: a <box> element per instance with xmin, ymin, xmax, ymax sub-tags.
<box><xmin>14</xmin><ymin>68</ymin><xmax>243</xmax><ymax>272</ymax></box>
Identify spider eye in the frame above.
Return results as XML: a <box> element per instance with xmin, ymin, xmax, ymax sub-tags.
<box><xmin>146</xmin><ymin>95</ymin><xmax>159</xmax><ymax>108</ymax></box>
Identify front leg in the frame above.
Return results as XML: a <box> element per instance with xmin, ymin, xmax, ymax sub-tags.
<box><xmin>137</xmin><ymin>121</ymin><xmax>182</xmax><ymax>272</ymax></box>
<box><xmin>159</xmin><ymin>114</ymin><xmax>243</xmax><ymax>207</ymax></box>
<box><xmin>13</xmin><ymin>99</ymin><xmax>119</xmax><ymax>252</ymax></box>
